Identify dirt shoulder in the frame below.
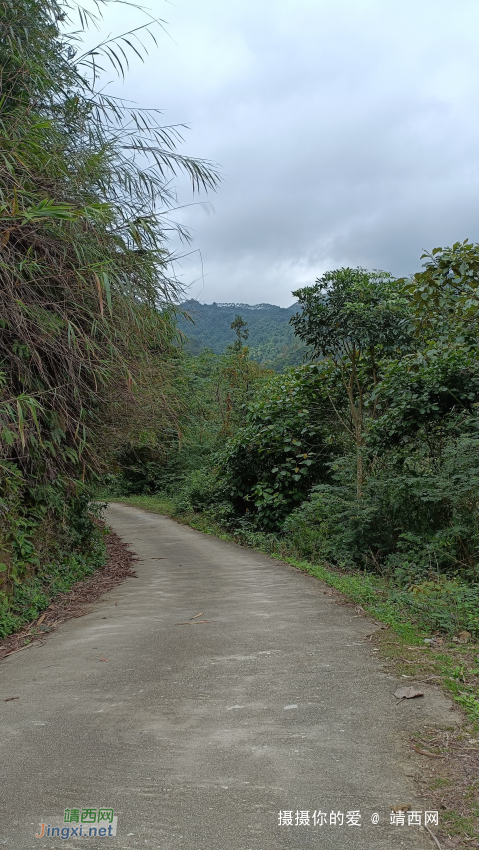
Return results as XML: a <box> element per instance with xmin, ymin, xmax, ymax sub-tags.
<box><xmin>0</xmin><ymin>530</ymin><xmax>137</xmax><ymax>661</ymax></box>
<box><xmin>373</xmin><ymin>627</ymin><xmax>479</xmax><ymax>849</ymax></box>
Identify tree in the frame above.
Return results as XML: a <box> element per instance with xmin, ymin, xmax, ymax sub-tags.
<box><xmin>216</xmin><ymin>364</ymin><xmax>336</xmax><ymax>528</ymax></box>
<box><xmin>291</xmin><ymin>268</ymin><xmax>410</xmax><ymax>496</ymax></box>
<box><xmin>0</xmin><ymin>0</ymin><xmax>219</xmax><ymax>475</ymax></box>
<box><xmin>218</xmin><ymin>320</ymin><xmax>268</xmax><ymax>435</ymax></box>
<box><xmin>230</xmin><ymin>315</ymin><xmax>249</xmax><ymax>352</ymax></box>
<box><xmin>0</xmin><ymin>0</ymin><xmax>218</xmax><ymax>603</ymax></box>
<box><xmin>402</xmin><ymin>240</ymin><xmax>479</xmax><ymax>344</ymax></box>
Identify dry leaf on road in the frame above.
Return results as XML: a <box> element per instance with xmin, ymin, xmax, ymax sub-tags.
<box><xmin>394</xmin><ymin>686</ymin><xmax>424</xmax><ymax>699</ymax></box>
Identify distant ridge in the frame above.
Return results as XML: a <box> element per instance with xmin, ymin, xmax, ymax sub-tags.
<box><xmin>206</xmin><ymin>302</ymin><xmax>296</xmax><ymax>310</ymax></box>
<box><xmin>177</xmin><ymin>299</ymin><xmax>308</xmax><ymax>371</ymax></box>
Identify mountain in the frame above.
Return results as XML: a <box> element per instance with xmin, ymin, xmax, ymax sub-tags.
<box><xmin>177</xmin><ymin>300</ymin><xmax>309</xmax><ymax>371</ymax></box>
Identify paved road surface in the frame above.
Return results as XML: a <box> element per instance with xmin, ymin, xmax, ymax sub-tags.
<box><xmin>0</xmin><ymin>502</ymin><xmax>456</xmax><ymax>849</ymax></box>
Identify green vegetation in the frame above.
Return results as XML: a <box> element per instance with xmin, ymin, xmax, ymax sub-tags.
<box><xmin>108</xmin><ymin>246</ymin><xmax>479</xmax><ymax>651</ymax></box>
<box><xmin>2</xmin><ymin>7</ymin><xmax>477</xmax><ymax>844</ymax></box>
<box><xmin>0</xmin><ymin>0</ymin><xmax>218</xmax><ymax>637</ymax></box>
<box><xmin>177</xmin><ymin>299</ymin><xmax>309</xmax><ymax>370</ymax></box>
<box><xmin>0</xmin><ymin>499</ymin><xmax>106</xmax><ymax>638</ymax></box>
<box><xmin>3</xmin><ymin>4</ymin><xmax>479</xmax><ymax>740</ymax></box>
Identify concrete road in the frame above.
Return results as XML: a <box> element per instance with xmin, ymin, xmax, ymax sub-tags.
<box><xmin>0</xmin><ymin>502</ymin><xmax>456</xmax><ymax>850</ymax></box>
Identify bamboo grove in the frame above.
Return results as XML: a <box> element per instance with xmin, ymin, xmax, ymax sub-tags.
<box><xmin>0</xmin><ymin>0</ymin><xmax>219</xmax><ymax>634</ymax></box>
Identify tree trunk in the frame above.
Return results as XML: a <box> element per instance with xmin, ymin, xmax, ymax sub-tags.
<box><xmin>356</xmin><ymin>442</ymin><xmax>363</xmax><ymax>499</ymax></box>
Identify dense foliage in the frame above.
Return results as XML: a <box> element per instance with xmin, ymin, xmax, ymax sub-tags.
<box><xmin>213</xmin><ymin>365</ymin><xmax>338</xmax><ymax>528</ymax></box>
<box><xmin>107</xmin><ymin>326</ymin><xmax>270</xmax><ymax>500</ymax></box>
<box><xmin>0</xmin><ymin>0</ymin><xmax>217</xmax><ymax>635</ymax></box>
<box><xmin>177</xmin><ymin>299</ymin><xmax>309</xmax><ymax>370</ymax></box>
<box><xmin>114</xmin><ymin>244</ymin><xmax>479</xmax><ymax>637</ymax></box>
<box><xmin>6</xmin><ymin>5</ymin><xmax>479</xmax><ymax>645</ymax></box>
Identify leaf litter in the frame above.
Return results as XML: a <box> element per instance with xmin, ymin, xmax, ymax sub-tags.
<box><xmin>0</xmin><ymin>530</ymin><xmax>137</xmax><ymax>661</ymax></box>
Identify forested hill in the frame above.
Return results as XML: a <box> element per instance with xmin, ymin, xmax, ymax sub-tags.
<box><xmin>177</xmin><ymin>299</ymin><xmax>309</xmax><ymax>370</ymax></box>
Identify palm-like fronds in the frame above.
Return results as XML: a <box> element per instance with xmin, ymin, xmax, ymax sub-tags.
<box><xmin>0</xmin><ymin>0</ymin><xmax>219</xmax><ymax>503</ymax></box>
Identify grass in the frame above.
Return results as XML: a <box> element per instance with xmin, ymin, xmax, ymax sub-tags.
<box><xmin>103</xmin><ymin>494</ymin><xmax>176</xmax><ymax>516</ymax></box>
<box><xmin>441</xmin><ymin>810</ymin><xmax>477</xmax><ymax>839</ymax></box>
<box><xmin>0</xmin><ymin>532</ymin><xmax>106</xmax><ymax>640</ymax></box>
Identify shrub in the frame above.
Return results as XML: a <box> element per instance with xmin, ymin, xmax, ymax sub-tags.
<box><xmin>215</xmin><ymin>364</ymin><xmax>339</xmax><ymax>529</ymax></box>
<box><xmin>282</xmin><ymin>435</ymin><xmax>479</xmax><ymax>582</ymax></box>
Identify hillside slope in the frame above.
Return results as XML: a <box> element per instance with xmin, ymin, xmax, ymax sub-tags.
<box><xmin>177</xmin><ymin>300</ymin><xmax>309</xmax><ymax>370</ymax></box>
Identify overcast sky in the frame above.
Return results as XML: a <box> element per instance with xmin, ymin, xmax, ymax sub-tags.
<box><xmin>79</xmin><ymin>0</ymin><xmax>479</xmax><ymax>306</ymax></box>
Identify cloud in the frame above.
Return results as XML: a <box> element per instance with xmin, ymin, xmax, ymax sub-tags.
<box><xmin>78</xmin><ymin>0</ymin><xmax>479</xmax><ymax>305</ymax></box>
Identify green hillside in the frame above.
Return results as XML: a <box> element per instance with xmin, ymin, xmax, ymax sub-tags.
<box><xmin>177</xmin><ymin>299</ymin><xmax>309</xmax><ymax>370</ymax></box>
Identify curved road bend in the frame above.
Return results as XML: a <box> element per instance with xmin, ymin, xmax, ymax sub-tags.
<box><xmin>0</xmin><ymin>502</ymin><xmax>456</xmax><ymax>849</ymax></box>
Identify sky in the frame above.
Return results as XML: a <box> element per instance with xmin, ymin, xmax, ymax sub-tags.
<box><xmin>76</xmin><ymin>0</ymin><xmax>479</xmax><ymax>306</ymax></box>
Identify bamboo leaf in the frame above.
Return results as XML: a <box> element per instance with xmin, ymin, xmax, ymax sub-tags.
<box><xmin>94</xmin><ymin>272</ymin><xmax>104</xmax><ymax>319</ymax></box>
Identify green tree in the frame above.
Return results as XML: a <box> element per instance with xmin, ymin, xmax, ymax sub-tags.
<box><xmin>213</xmin><ymin>316</ymin><xmax>267</xmax><ymax>434</ymax></box>
<box><xmin>230</xmin><ymin>315</ymin><xmax>249</xmax><ymax>352</ymax></box>
<box><xmin>0</xmin><ymin>0</ymin><xmax>218</xmax><ymax>605</ymax></box>
<box><xmin>403</xmin><ymin>240</ymin><xmax>479</xmax><ymax>344</ymax></box>
<box><xmin>0</xmin><ymin>0</ymin><xmax>219</xmax><ymax>474</ymax></box>
<box><xmin>291</xmin><ymin>268</ymin><xmax>410</xmax><ymax>496</ymax></box>
<box><xmin>215</xmin><ymin>364</ymin><xmax>337</xmax><ymax>528</ymax></box>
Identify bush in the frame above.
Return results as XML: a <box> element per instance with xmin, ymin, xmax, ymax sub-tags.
<box><xmin>282</xmin><ymin>436</ymin><xmax>479</xmax><ymax>582</ymax></box>
<box><xmin>171</xmin><ymin>468</ymin><xmax>222</xmax><ymax>515</ymax></box>
<box><xmin>0</xmin><ymin>0</ymin><xmax>217</xmax><ymax>629</ymax></box>
<box><xmin>215</xmin><ymin>364</ymin><xmax>339</xmax><ymax>529</ymax></box>
<box><xmin>0</xmin><ymin>493</ymin><xmax>106</xmax><ymax>638</ymax></box>
<box><xmin>391</xmin><ymin>578</ymin><xmax>479</xmax><ymax>636</ymax></box>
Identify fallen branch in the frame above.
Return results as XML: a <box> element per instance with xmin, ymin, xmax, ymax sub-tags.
<box><xmin>412</xmin><ymin>747</ymin><xmax>445</xmax><ymax>758</ymax></box>
<box><xmin>424</xmin><ymin>823</ymin><xmax>442</xmax><ymax>850</ymax></box>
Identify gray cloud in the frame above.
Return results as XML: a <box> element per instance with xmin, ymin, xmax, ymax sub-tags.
<box><xmin>81</xmin><ymin>0</ymin><xmax>479</xmax><ymax>305</ymax></box>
